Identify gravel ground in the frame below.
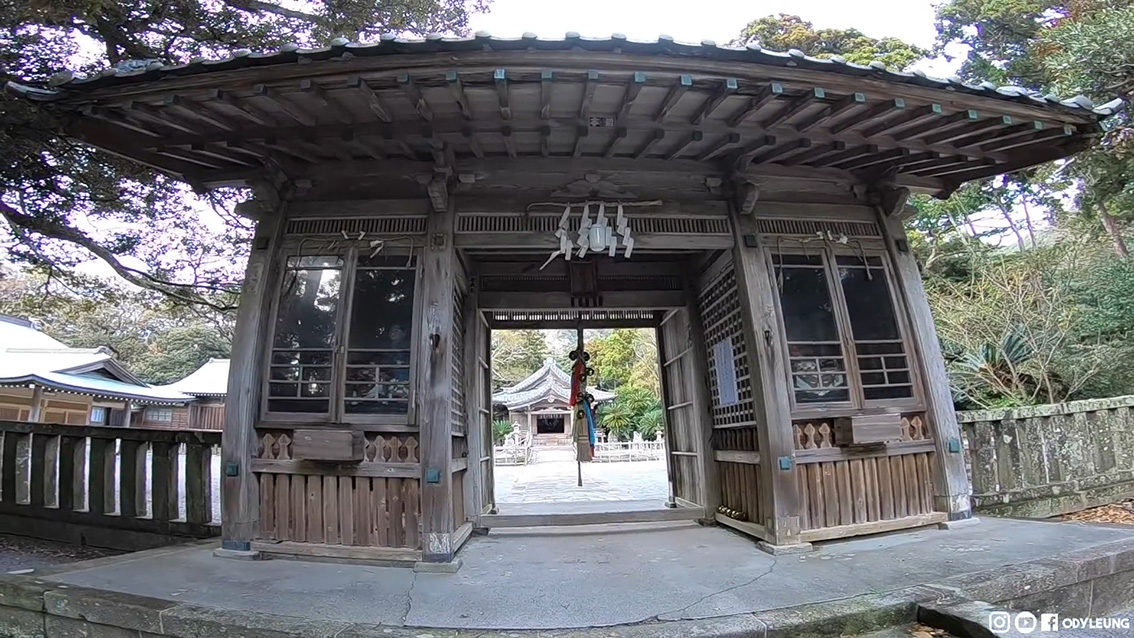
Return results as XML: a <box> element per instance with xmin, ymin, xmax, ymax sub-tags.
<box><xmin>0</xmin><ymin>534</ymin><xmax>122</xmax><ymax>573</ymax></box>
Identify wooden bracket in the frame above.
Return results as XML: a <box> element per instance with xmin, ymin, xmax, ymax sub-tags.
<box><xmin>868</xmin><ymin>183</ymin><xmax>911</xmax><ymax>219</ymax></box>
<box><xmin>732</xmin><ymin>177</ymin><xmax>760</xmax><ymax>216</ymax></box>
<box><xmin>425</xmin><ymin>174</ymin><xmax>449</xmax><ymax>213</ymax></box>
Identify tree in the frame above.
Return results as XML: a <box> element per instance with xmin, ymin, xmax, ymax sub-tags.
<box><xmin>733</xmin><ymin>14</ymin><xmax>927</xmax><ymax>70</ymax></box>
<box><xmin>491</xmin><ymin>330</ymin><xmax>550</xmax><ymax>389</ymax></box>
<box><xmin>584</xmin><ymin>329</ymin><xmax>659</xmax><ymax>393</ymax></box>
<box><xmin>1</xmin><ymin>0</ymin><xmax>490</xmax><ymax>310</ymax></box>
<box><xmin>597</xmin><ymin>384</ymin><xmax>661</xmax><ymax>442</ymax></box>
<box><xmin>0</xmin><ymin>266</ymin><xmax>233</xmax><ymax>383</ymax></box>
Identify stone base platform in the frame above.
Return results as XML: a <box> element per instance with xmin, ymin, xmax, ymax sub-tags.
<box><xmin>3</xmin><ymin>518</ymin><xmax>1134</xmax><ymax>637</ymax></box>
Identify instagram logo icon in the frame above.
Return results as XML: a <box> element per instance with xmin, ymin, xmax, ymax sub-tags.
<box><xmin>989</xmin><ymin>611</ymin><xmax>1012</xmax><ymax>633</ymax></box>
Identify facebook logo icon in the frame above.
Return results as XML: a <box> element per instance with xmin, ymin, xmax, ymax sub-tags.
<box><xmin>1041</xmin><ymin>614</ymin><xmax>1060</xmax><ymax>632</ymax></box>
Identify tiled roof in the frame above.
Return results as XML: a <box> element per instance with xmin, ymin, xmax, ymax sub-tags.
<box><xmin>10</xmin><ymin>33</ymin><xmax>1123</xmax><ymax>118</ymax></box>
<box><xmin>156</xmin><ymin>358</ymin><xmax>230</xmax><ymax>397</ymax></box>
<box><xmin>493</xmin><ymin>356</ymin><xmax>615</xmax><ymax>409</ymax></box>
<box><xmin>0</xmin><ymin>372</ymin><xmax>193</xmax><ymax>404</ymax></box>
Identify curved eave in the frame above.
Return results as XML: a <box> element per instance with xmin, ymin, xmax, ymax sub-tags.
<box><xmin>0</xmin><ymin>375</ymin><xmax>195</xmax><ymax>405</ymax></box>
<box><xmin>8</xmin><ymin>34</ymin><xmax>1124</xmax><ymax>119</ymax></box>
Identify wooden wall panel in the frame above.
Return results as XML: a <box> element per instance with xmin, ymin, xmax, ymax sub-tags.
<box><xmin>796</xmin><ymin>451</ymin><xmax>936</xmax><ymax>532</ymax></box>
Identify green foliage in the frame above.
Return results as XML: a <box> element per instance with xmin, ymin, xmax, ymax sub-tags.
<box><xmin>491</xmin><ymin>330</ymin><xmax>551</xmax><ymax>389</ymax></box>
<box><xmin>733</xmin><ymin>14</ymin><xmax>927</xmax><ymax>70</ymax></box>
<box><xmin>492</xmin><ymin>419</ymin><xmax>514</xmax><ymax>445</ymax></box>
<box><xmin>0</xmin><ymin>267</ymin><xmax>232</xmax><ymax>384</ymax></box>
<box><xmin>597</xmin><ymin>383</ymin><xmax>662</xmax><ymax>442</ymax></box>
<box><xmin>584</xmin><ymin>329</ymin><xmax>659</xmax><ymax>393</ymax></box>
<box><xmin>0</xmin><ymin>0</ymin><xmax>489</xmax><ymax>310</ymax></box>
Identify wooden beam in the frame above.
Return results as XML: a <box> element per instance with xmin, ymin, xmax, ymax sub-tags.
<box><xmin>958</xmin><ymin>120</ymin><xmax>1044</xmax><ymax>149</ymax></box>
<box><xmin>635</xmin><ymin>129</ymin><xmax>666</xmax><ymax>159</ymax></box>
<box><xmin>501</xmin><ymin>125</ymin><xmax>517</xmax><ymax>158</ymax></box>
<box><xmin>221</xmin><ymin>203</ymin><xmax>285</xmax><ymax>552</ymax></box>
<box><xmin>602</xmin><ymin>127</ymin><xmax>628</xmax><ymax>157</ymax></box>
<box><xmin>300</xmin><ymin>79</ymin><xmax>352</xmax><ymax>124</ymax></box>
<box><xmin>862</xmin><ymin>103</ymin><xmax>942</xmax><ymax>138</ymax></box>
<box><xmin>190</xmin><ymin>143</ymin><xmax>257</xmax><ymax>166</ymax></box>
<box><xmin>572</xmin><ymin>126</ymin><xmax>589</xmax><ymax>158</ymax></box>
<box><xmin>894</xmin><ymin>109</ymin><xmax>979</xmax><ymax>142</ymax></box>
<box><xmin>797</xmin><ymin>92</ymin><xmax>866</xmax><ymax>133</ymax></box>
<box><xmin>837</xmin><ymin>147</ymin><xmax>910</xmax><ymax>171</ymax></box>
<box><xmin>478</xmin><ymin>291</ymin><xmax>684</xmax><ymax>311</ymax></box>
<box><xmin>263</xmin><ymin>137</ymin><xmax>320</xmax><ymax>163</ymax></box>
<box><xmin>206</xmin><ymin>89</ymin><xmax>274</xmax><ymax>127</ymax></box>
<box><xmin>579</xmin><ymin>70</ymin><xmax>600</xmax><ymax>119</ymax></box>
<box><xmin>341</xmin><ymin>129</ymin><xmax>384</xmax><ymax>161</ymax></box>
<box><xmin>127</xmin><ymin>101</ymin><xmax>197</xmax><ymax>134</ymax></box>
<box><xmin>446</xmin><ymin>71</ymin><xmax>474</xmax><ymax>120</ymax></box>
<box><xmin>696</xmin><ymin>132</ymin><xmax>740</xmax><ymax>161</ymax></box>
<box><xmin>761</xmin><ymin>87</ymin><xmax>826</xmax><ymax>129</ymax></box>
<box><xmin>398</xmin><ymin>73</ymin><xmax>433</xmax><ymax>121</ymax></box>
<box><xmin>494</xmin><ymin>68</ymin><xmax>511</xmax><ymax>120</ymax></box>
<box><xmin>734</xmin><ymin>134</ymin><xmax>777</xmax><ymax>170</ymax></box>
<box><xmin>252</xmin><ymin>84</ymin><xmax>315</xmax><ymax>126</ymax></box>
<box><xmin>347</xmin><ymin>76</ymin><xmax>392</xmax><ymax>122</ymax></box>
<box><xmin>540</xmin><ymin>70</ymin><xmax>554</xmax><ymax>120</ymax></box>
<box><xmin>655</xmin><ymin>74</ymin><xmax>693</xmax><ymax>122</ymax></box>
<box><xmin>463</xmin><ymin>126</ymin><xmax>484</xmax><ymax>158</ymax></box>
<box><xmin>691</xmin><ymin>78</ymin><xmax>739</xmax><ymax>124</ymax></box>
<box><xmin>874</xmin><ymin>211</ymin><xmax>971</xmax><ymax>519</ymax></box>
<box><xmin>728</xmin><ymin>82</ymin><xmax>784</xmax><ymax>127</ymax></box>
<box><xmin>830</xmin><ymin>98</ymin><xmax>905</xmax><ymax>135</ymax></box>
<box><xmin>164</xmin><ymin>95</ymin><xmax>238</xmax><ymax>132</ymax></box>
<box><xmin>754</xmin><ymin>138</ymin><xmax>813</xmax><ymax>165</ymax></box>
<box><xmin>731</xmin><ymin>205</ymin><xmax>801</xmax><ymax>545</ymax></box>
<box><xmin>781</xmin><ymin>141</ymin><xmax>846</xmax><ymax>166</ymax></box>
<box><xmin>907</xmin><ymin>156</ymin><xmax>975</xmax><ymax>176</ymax></box>
<box><xmin>155</xmin><ymin>146</ymin><xmax>225</xmax><ymax>169</ymax></box>
<box><xmin>811</xmin><ymin>144</ymin><xmax>879</xmax><ymax>168</ymax></box>
<box><xmin>854</xmin><ymin>150</ymin><xmax>940</xmax><ymax>176</ymax></box>
<box><xmin>924</xmin><ymin>115</ymin><xmax>1012</xmax><ymax>146</ymax></box>
<box><xmin>539</xmin><ymin>124</ymin><xmax>551</xmax><ymax>157</ymax></box>
<box><xmin>665</xmin><ymin>130</ymin><xmax>703</xmax><ymax>160</ymax></box>
<box><xmin>982</xmin><ymin>125</ymin><xmax>1075</xmax><ymax>153</ymax></box>
<box><xmin>81</xmin><ymin>106</ymin><xmax>161</xmax><ymax>137</ymax></box>
<box><xmin>617</xmin><ymin>72</ymin><xmax>648</xmax><ymax>120</ymax></box>
<box><xmin>420</xmin><ymin>208</ymin><xmax>457</xmax><ymax>562</ymax></box>
<box><xmin>458</xmin><ymin>233</ymin><xmax>731</xmax><ymax>253</ymax></box>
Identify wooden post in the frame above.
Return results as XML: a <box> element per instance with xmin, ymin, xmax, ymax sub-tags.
<box><xmin>221</xmin><ymin>205</ymin><xmax>285</xmax><ymax>552</ymax></box>
<box><xmin>684</xmin><ymin>280</ymin><xmax>723</xmax><ymax>517</ymax></box>
<box><xmin>462</xmin><ymin>269</ymin><xmax>483</xmax><ymax>523</ymax></box>
<box><xmin>27</xmin><ymin>386</ymin><xmax>44</xmax><ymax>423</ymax></box>
<box><xmin>875</xmin><ymin>211</ymin><xmax>973</xmax><ymax>519</ymax></box>
<box><xmin>654</xmin><ymin>324</ymin><xmax>679</xmax><ymax>507</ymax></box>
<box><xmin>420</xmin><ymin>204</ymin><xmax>457</xmax><ymax>562</ymax></box>
<box><xmin>121</xmin><ymin>401</ymin><xmax>132</xmax><ymax>428</ymax></box>
<box><xmin>730</xmin><ymin>204</ymin><xmax>804</xmax><ymax>547</ymax></box>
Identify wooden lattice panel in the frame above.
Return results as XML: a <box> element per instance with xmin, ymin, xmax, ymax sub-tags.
<box><xmin>797</xmin><ymin>452</ymin><xmax>935</xmax><ymax>531</ymax></box>
<box><xmin>285</xmin><ymin>217</ymin><xmax>427</xmax><ymax>236</ymax></box>
<box><xmin>792</xmin><ymin>420</ymin><xmax>834</xmax><ymax>450</ymax></box>
<box><xmin>256</xmin><ymin>431</ymin><xmax>419</xmax><ymax>463</ymax></box>
<box><xmin>451</xmin><ymin>284</ymin><xmax>466</xmax><ymax>436</ymax></box>
<box><xmin>900</xmin><ymin>413</ymin><xmax>929</xmax><ymax>441</ymax></box>
<box><xmin>698</xmin><ymin>265</ymin><xmax>756</xmax><ymax>428</ymax></box>
<box><xmin>458</xmin><ymin>213</ymin><xmax>730</xmax><ymax>235</ymax></box>
<box><xmin>719</xmin><ymin>462</ymin><xmax>762</xmax><ymax>524</ymax></box>
<box><xmin>756</xmin><ymin>219</ymin><xmax>881</xmax><ymax>238</ymax></box>
<box><xmin>716</xmin><ymin>427</ymin><xmax>760</xmax><ymax>451</ymax></box>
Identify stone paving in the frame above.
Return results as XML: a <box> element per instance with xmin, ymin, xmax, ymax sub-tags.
<box><xmin>494</xmin><ymin>457</ymin><xmax>669</xmax><ymax>503</ymax></box>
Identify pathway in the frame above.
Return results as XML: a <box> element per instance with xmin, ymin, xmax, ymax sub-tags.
<box><xmin>494</xmin><ymin>458</ymin><xmax>669</xmax><ymax>504</ymax></box>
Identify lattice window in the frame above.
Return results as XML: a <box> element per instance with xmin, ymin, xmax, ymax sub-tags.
<box><xmin>835</xmin><ymin>256</ymin><xmax>913</xmax><ymax>401</ymax></box>
<box><xmin>698</xmin><ymin>265</ymin><xmax>757</xmax><ymax>428</ymax></box>
<box><xmin>756</xmin><ymin>219</ymin><xmax>881</xmax><ymax>238</ymax></box>
<box><xmin>773</xmin><ymin>254</ymin><xmax>851</xmax><ymax>405</ymax></box>
<box><xmin>451</xmin><ymin>283</ymin><xmax>466</xmax><ymax>435</ymax></box>
<box><xmin>285</xmin><ymin>217</ymin><xmax>427</xmax><ymax>236</ymax></box>
<box><xmin>458</xmin><ymin>213</ymin><xmax>730</xmax><ymax>235</ymax></box>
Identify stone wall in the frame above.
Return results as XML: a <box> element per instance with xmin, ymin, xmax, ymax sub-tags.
<box><xmin>958</xmin><ymin>396</ymin><xmax>1134</xmax><ymax>518</ymax></box>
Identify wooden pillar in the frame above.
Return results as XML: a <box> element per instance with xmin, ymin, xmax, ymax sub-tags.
<box><xmin>121</xmin><ymin>401</ymin><xmax>132</xmax><ymax>428</ymax></box>
<box><xmin>420</xmin><ymin>205</ymin><xmax>457</xmax><ymax>562</ymax></box>
<box><xmin>875</xmin><ymin>211</ymin><xmax>972</xmax><ymax>519</ymax></box>
<box><xmin>221</xmin><ymin>204</ymin><xmax>286</xmax><ymax>552</ymax></box>
<box><xmin>730</xmin><ymin>205</ymin><xmax>803</xmax><ymax>547</ymax></box>
<box><xmin>463</xmin><ymin>269</ymin><xmax>484</xmax><ymax>520</ymax></box>
<box><xmin>683</xmin><ymin>281</ymin><xmax>722</xmax><ymax>516</ymax></box>
<box><xmin>27</xmin><ymin>386</ymin><xmax>44</xmax><ymax>423</ymax></box>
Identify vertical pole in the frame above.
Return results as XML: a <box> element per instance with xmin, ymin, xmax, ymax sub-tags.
<box><xmin>420</xmin><ymin>205</ymin><xmax>457</xmax><ymax>562</ymax></box>
<box><xmin>221</xmin><ymin>203</ymin><xmax>285</xmax><ymax>554</ymax></box>
<box><xmin>121</xmin><ymin>401</ymin><xmax>132</xmax><ymax>428</ymax></box>
<box><xmin>27</xmin><ymin>386</ymin><xmax>44</xmax><ymax>423</ymax></box>
<box><xmin>876</xmin><ymin>211</ymin><xmax>972</xmax><ymax>519</ymax></box>
<box><xmin>463</xmin><ymin>269</ymin><xmax>483</xmax><ymax>522</ymax></box>
<box><xmin>576</xmin><ymin>325</ymin><xmax>584</xmax><ymax>487</ymax></box>
<box><xmin>684</xmin><ymin>278</ymin><xmax>723</xmax><ymax>517</ymax></box>
<box><xmin>730</xmin><ymin>205</ymin><xmax>803</xmax><ymax>548</ymax></box>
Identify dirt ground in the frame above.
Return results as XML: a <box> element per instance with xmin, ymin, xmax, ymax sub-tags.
<box><xmin>0</xmin><ymin>534</ymin><xmax>122</xmax><ymax>573</ymax></box>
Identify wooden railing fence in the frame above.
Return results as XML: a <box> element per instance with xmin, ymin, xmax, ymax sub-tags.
<box><xmin>0</xmin><ymin>420</ymin><xmax>220</xmax><ymax>549</ymax></box>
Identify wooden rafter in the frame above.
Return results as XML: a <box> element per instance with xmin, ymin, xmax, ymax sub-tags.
<box><xmin>127</xmin><ymin>101</ymin><xmax>197</xmax><ymax>134</ymax></box>
<box><xmin>782</xmin><ymin>141</ymin><xmax>847</xmax><ymax>166</ymax></box>
<box><xmin>446</xmin><ymin>71</ymin><xmax>474</xmax><ymax>120</ymax></box>
<box><xmin>252</xmin><ymin>85</ymin><xmax>315</xmax><ymax>126</ymax></box>
<box><xmin>810</xmin><ymin>144</ymin><xmax>878</xmax><ymax>168</ymax></box>
<box><xmin>924</xmin><ymin>115</ymin><xmax>1011</xmax><ymax>146</ymax></box>
<box><xmin>540</xmin><ymin>70</ymin><xmax>554</xmax><ymax>120</ymax></box>
<box><xmin>299</xmin><ymin>79</ymin><xmax>352</xmax><ymax>124</ymax></box>
<box><xmin>894</xmin><ymin>109</ymin><xmax>978</xmax><ymax>141</ymax></box>
<box><xmin>690</xmin><ymin>78</ymin><xmax>738</xmax><ymax>124</ymax></box>
<box><xmin>207</xmin><ymin>89</ymin><xmax>274</xmax><ymax>127</ymax></box>
<box><xmin>602</xmin><ymin>127</ymin><xmax>628</xmax><ymax>157</ymax></box>
<box><xmin>696</xmin><ymin>132</ymin><xmax>740</xmax><ymax>161</ymax></box>
<box><xmin>958</xmin><ymin>120</ymin><xmax>1044</xmax><ymax>148</ymax></box>
<box><xmin>397</xmin><ymin>74</ymin><xmax>433</xmax><ymax>121</ymax></box>
<box><xmin>838</xmin><ymin>147</ymin><xmax>909</xmax><ymax>171</ymax></box>
<box><xmin>494</xmin><ymin>69</ymin><xmax>511</xmax><ymax>120</ymax></box>
<box><xmin>762</xmin><ymin>88</ymin><xmax>826</xmax><ymax>130</ymax></box>
<box><xmin>655</xmin><ymin>75</ymin><xmax>693</xmax><ymax>122</ymax></box>
<box><xmin>579</xmin><ymin>70</ymin><xmax>600</xmax><ymax>120</ymax></box>
<box><xmin>635</xmin><ymin>129</ymin><xmax>666</xmax><ymax>158</ymax></box>
<box><xmin>830</xmin><ymin>98</ymin><xmax>904</xmax><ymax>135</ymax></box>
<box><xmin>463</xmin><ymin>126</ymin><xmax>484</xmax><ymax>158</ymax></box>
<box><xmin>982</xmin><ymin>125</ymin><xmax>1074</xmax><ymax>153</ymax></box>
<box><xmin>728</xmin><ymin>82</ymin><xmax>784</xmax><ymax>127</ymax></box>
<box><xmin>347</xmin><ymin>76</ymin><xmax>392</xmax><ymax>122</ymax></box>
<box><xmin>734</xmin><ymin>134</ymin><xmax>777</xmax><ymax>170</ymax></box>
<box><xmin>617</xmin><ymin>72</ymin><xmax>648</xmax><ymax>121</ymax></box>
<box><xmin>797</xmin><ymin>92</ymin><xmax>866</xmax><ymax>133</ymax></box>
<box><xmin>572</xmin><ymin>126</ymin><xmax>589</xmax><ymax>158</ymax></box>
<box><xmin>501</xmin><ymin>125</ymin><xmax>517</xmax><ymax>158</ymax></box>
<box><xmin>665</xmin><ymin>130</ymin><xmax>704</xmax><ymax>160</ymax></box>
<box><xmin>862</xmin><ymin>103</ymin><xmax>941</xmax><ymax>138</ymax></box>
<box><xmin>163</xmin><ymin>95</ymin><xmax>236</xmax><ymax>132</ymax></box>
<box><xmin>755</xmin><ymin>138</ymin><xmax>813</xmax><ymax>165</ymax></box>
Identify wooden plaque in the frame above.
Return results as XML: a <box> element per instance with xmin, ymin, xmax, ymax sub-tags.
<box><xmin>291</xmin><ymin>429</ymin><xmax>365</xmax><ymax>462</ymax></box>
<box><xmin>833</xmin><ymin>414</ymin><xmax>903</xmax><ymax>447</ymax></box>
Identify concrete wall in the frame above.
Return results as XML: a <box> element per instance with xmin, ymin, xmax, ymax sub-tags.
<box><xmin>959</xmin><ymin>395</ymin><xmax>1134</xmax><ymax>518</ymax></box>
